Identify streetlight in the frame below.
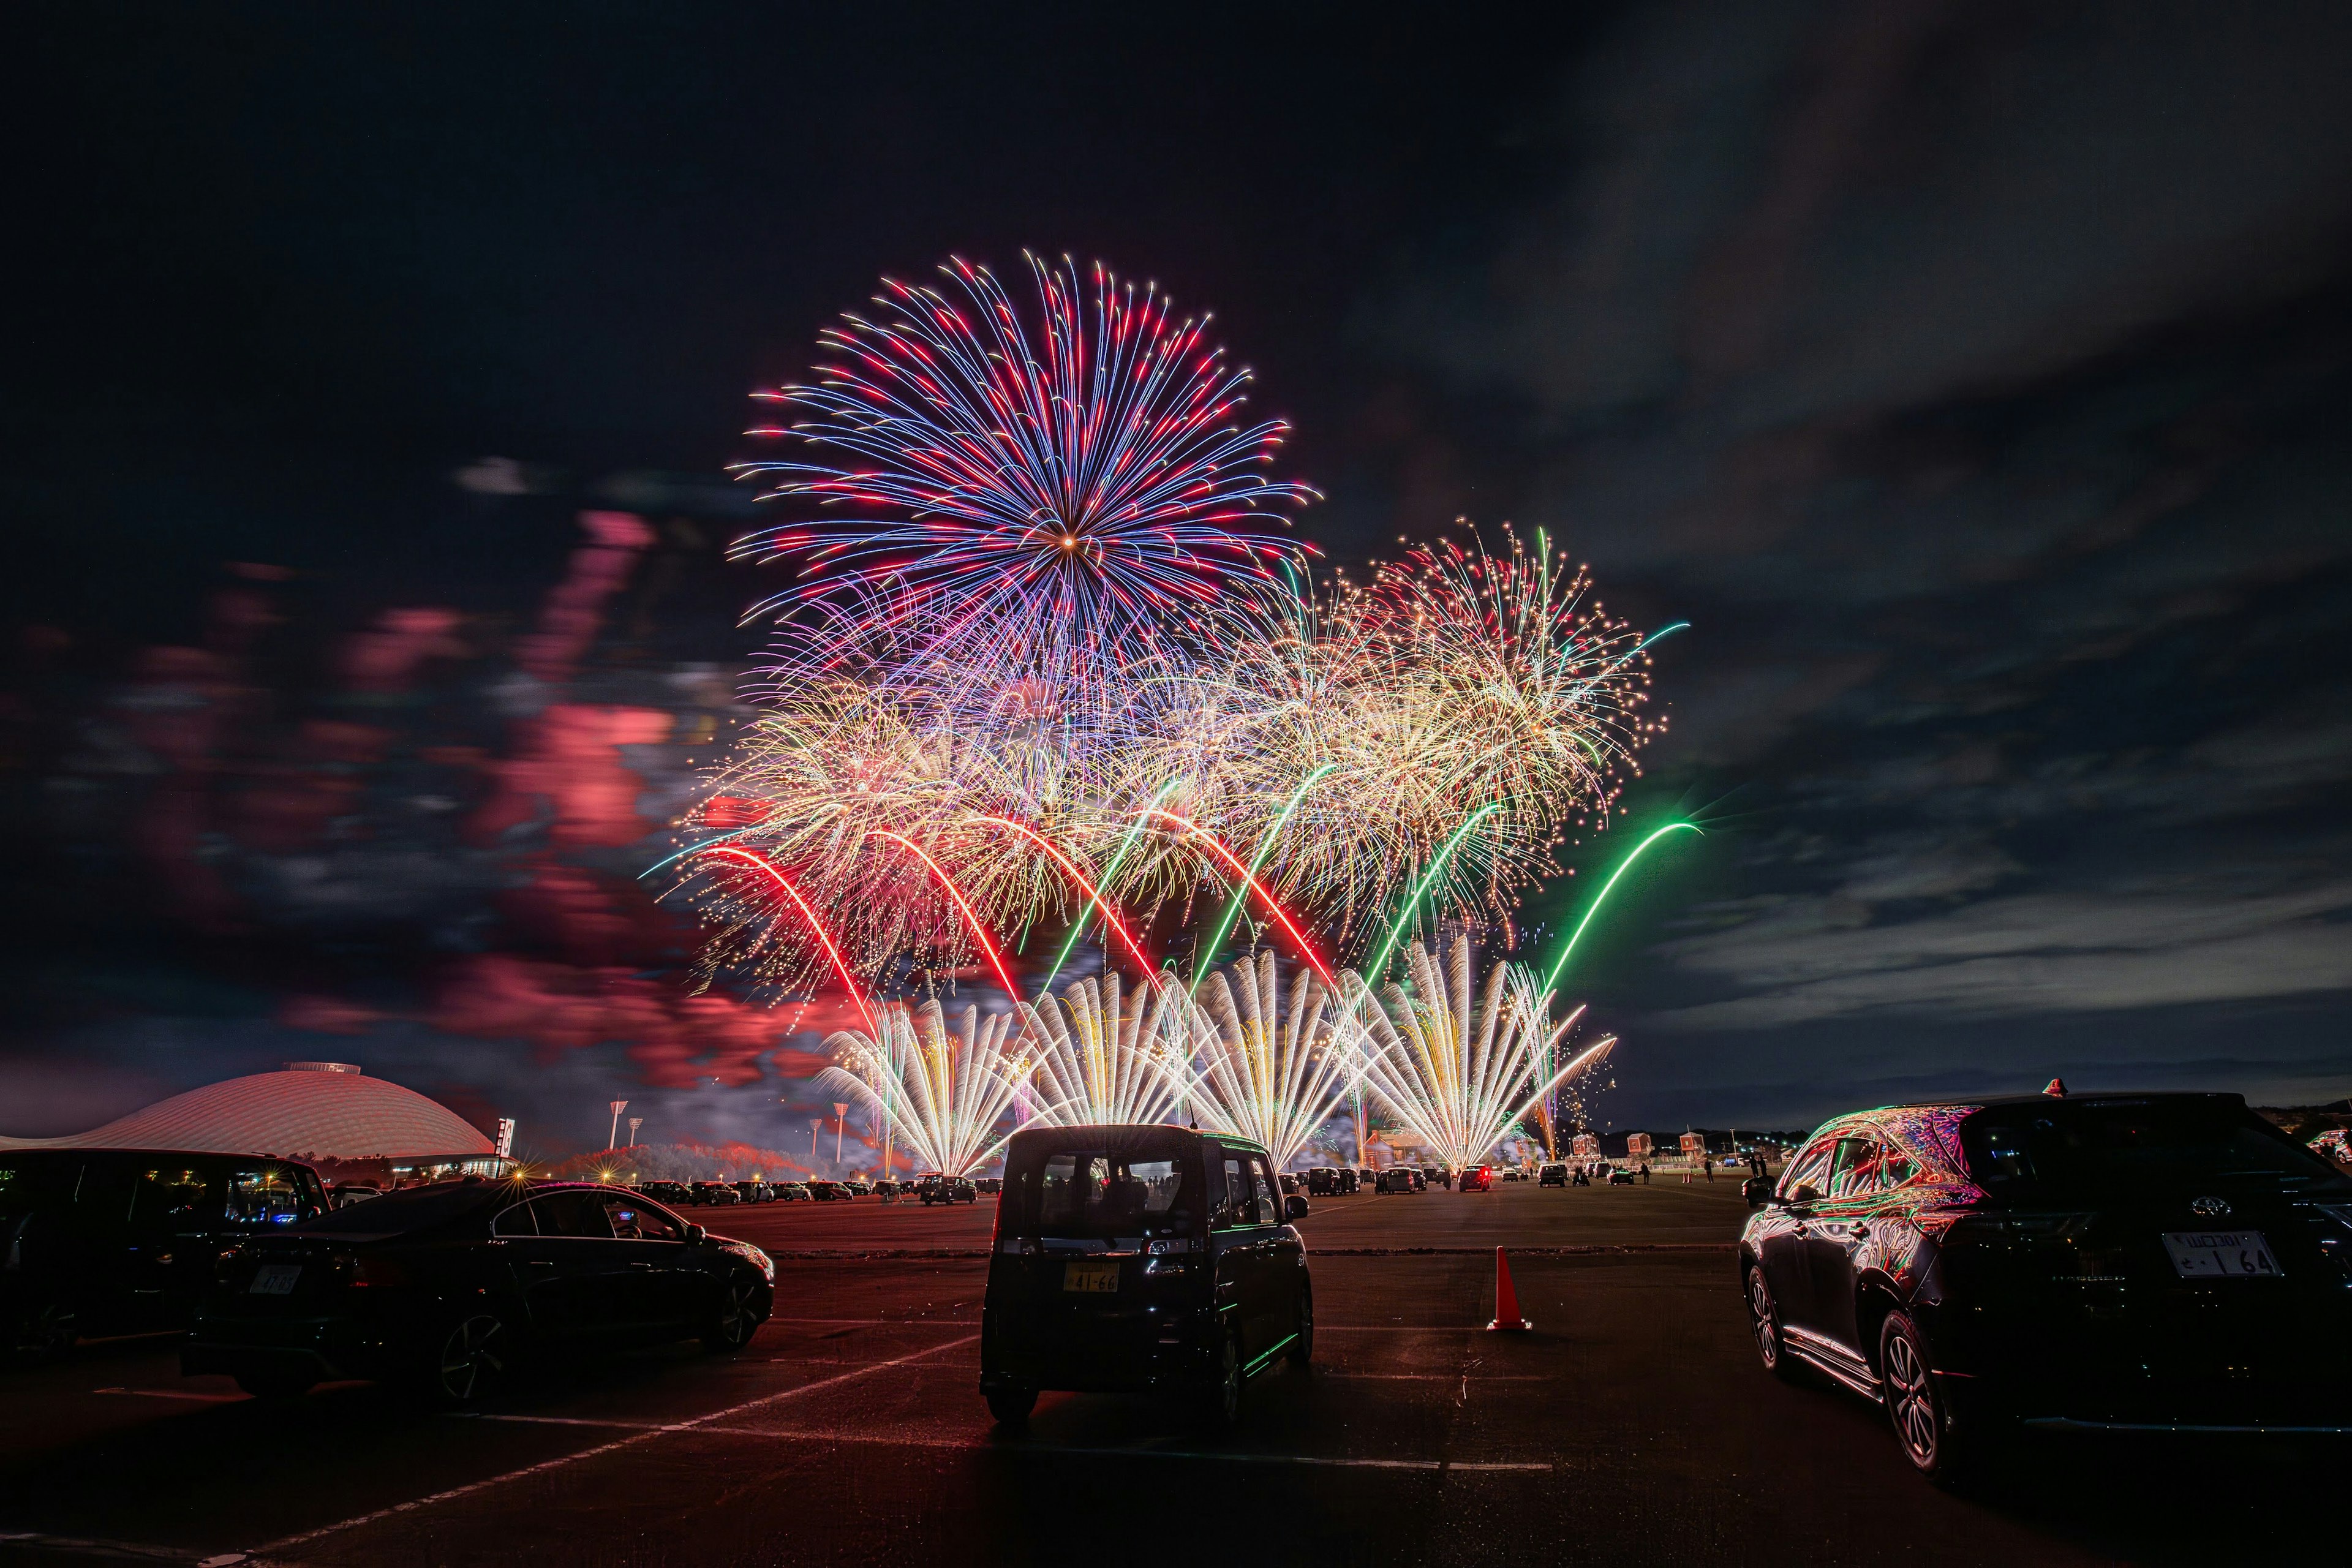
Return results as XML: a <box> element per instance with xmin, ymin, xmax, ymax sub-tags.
<box><xmin>627</xmin><ymin>1117</ymin><xmax>643</xmax><ymax>1149</ymax></box>
<box><xmin>608</xmin><ymin>1100</ymin><xmax>628</xmax><ymax>1150</ymax></box>
<box><xmin>832</xmin><ymin>1102</ymin><xmax>848</xmax><ymax>1167</ymax></box>
<box><xmin>809</xmin><ymin>1118</ymin><xmax>823</xmax><ymax>1163</ymax></box>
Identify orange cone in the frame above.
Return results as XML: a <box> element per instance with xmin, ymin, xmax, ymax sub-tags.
<box><xmin>1487</xmin><ymin>1246</ymin><xmax>1531</xmax><ymax>1332</ymax></box>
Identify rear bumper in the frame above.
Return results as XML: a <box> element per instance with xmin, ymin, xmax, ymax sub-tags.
<box><xmin>979</xmin><ymin>1304</ymin><xmax>1220</xmax><ymax>1393</ymax></box>
<box><xmin>181</xmin><ymin>1314</ymin><xmax>401</xmax><ymax>1383</ymax></box>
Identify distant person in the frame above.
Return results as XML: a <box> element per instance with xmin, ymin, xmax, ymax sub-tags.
<box><xmin>1705</xmin><ymin>1156</ymin><xmax>1714</xmax><ymax>1183</ymax></box>
<box><xmin>1638</xmin><ymin>1161</ymin><xmax>1650</xmax><ymax>1184</ymax></box>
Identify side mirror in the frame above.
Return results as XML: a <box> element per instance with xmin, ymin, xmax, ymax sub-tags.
<box><xmin>1740</xmin><ymin>1177</ymin><xmax>1777</xmax><ymax>1209</ymax></box>
<box><xmin>684</xmin><ymin>1223</ymin><xmax>706</xmax><ymax>1245</ymax></box>
<box><xmin>1284</xmin><ymin>1194</ymin><xmax>1310</xmax><ymax>1223</ymax></box>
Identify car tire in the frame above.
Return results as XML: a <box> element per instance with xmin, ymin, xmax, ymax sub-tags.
<box><xmin>1201</xmin><ymin>1327</ymin><xmax>1244</xmax><ymax>1429</ymax></box>
<box><xmin>1880</xmin><ymin>1309</ymin><xmax>1983</xmax><ymax>1484</ymax></box>
<box><xmin>1746</xmin><ymin>1263</ymin><xmax>1800</xmax><ymax>1382</ymax></box>
<box><xmin>9</xmin><ymin>1294</ymin><xmax>77</xmax><ymax>1360</ymax></box>
<box><xmin>235</xmin><ymin>1365</ymin><xmax>317</xmax><ymax>1401</ymax></box>
<box><xmin>427</xmin><ymin>1311</ymin><xmax>511</xmax><ymax>1406</ymax></box>
<box><xmin>985</xmin><ymin>1385</ymin><xmax>1037</xmax><ymax>1427</ymax></box>
<box><xmin>1289</xmin><ymin>1283</ymin><xmax>1314</xmax><ymax>1369</ymax></box>
<box><xmin>702</xmin><ymin>1274</ymin><xmax>768</xmax><ymax>1353</ymax></box>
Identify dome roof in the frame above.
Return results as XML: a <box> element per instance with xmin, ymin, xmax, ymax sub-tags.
<box><xmin>0</xmin><ymin>1066</ymin><xmax>493</xmax><ymax>1160</ymax></box>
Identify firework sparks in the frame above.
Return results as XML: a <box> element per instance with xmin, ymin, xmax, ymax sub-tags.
<box><xmin>1015</xmin><ymin>973</ymin><xmax>1192</xmax><ymax>1127</ymax></box>
<box><xmin>1338</xmin><ymin>935</ymin><xmax>1614</xmax><ymax>1172</ymax></box>
<box><xmin>1180</xmin><ymin>951</ymin><xmax>1363</xmax><ymax>1170</ymax></box>
<box><xmin>732</xmin><ymin>254</ymin><xmax>1317</xmax><ymax>713</ymax></box>
<box><xmin>819</xmin><ymin>998</ymin><xmax>1033</xmax><ymax>1177</ymax></box>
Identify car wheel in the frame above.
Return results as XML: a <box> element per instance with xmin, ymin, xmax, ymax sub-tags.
<box><xmin>235</xmin><ymin>1365</ymin><xmax>317</xmax><ymax>1401</ymax></box>
<box><xmin>1880</xmin><ymin>1310</ymin><xmax>1978</xmax><ymax>1483</ymax></box>
<box><xmin>1746</xmin><ymin>1264</ymin><xmax>1798</xmax><ymax>1382</ymax></box>
<box><xmin>985</xmin><ymin>1385</ymin><xmax>1037</xmax><ymax>1427</ymax></box>
<box><xmin>1288</xmin><ymin>1283</ymin><xmax>1314</xmax><ymax>1368</ymax></box>
<box><xmin>702</xmin><ymin>1273</ymin><xmax>767</xmax><ymax>1352</ymax></box>
<box><xmin>9</xmin><ymin>1294</ymin><xmax>77</xmax><ymax>1359</ymax></box>
<box><xmin>1201</xmin><ymin>1327</ymin><xmax>1244</xmax><ymax>1428</ymax></box>
<box><xmin>428</xmin><ymin>1312</ymin><xmax>510</xmax><ymax>1406</ymax></box>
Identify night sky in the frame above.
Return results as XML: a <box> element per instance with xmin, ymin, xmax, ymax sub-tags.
<box><xmin>6</xmin><ymin>5</ymin><xmax>2349</xmax><ymax>1156</ymax></box>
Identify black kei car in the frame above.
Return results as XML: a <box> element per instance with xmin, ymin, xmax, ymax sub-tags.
<box><xmin>981</xmin><ymin>1125</ymin><xmax>1312</xmax><ymax>1429</ymax></box>
<box><xmin>1740</xmin><ymin>1091</ymin><xmax>2352</xmax><ymax>1480</ymax></box>
<box><xmin>1</xmin><ymin>1149</ymin><xmax>330</xmax><ymax>1354</ymax></box>
<box><xmin>183</xmin><ymin>1179</ymin><xmax>775</xmax><ymax>1403</ymax></box>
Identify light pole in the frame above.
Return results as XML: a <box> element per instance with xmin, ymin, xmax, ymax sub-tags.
<box><xmin>627</xmin><ymin>1117</ymin><xmax>643</xmax><ymax>1149</ymax></box>
<box><xmin>608</xmin><ymin>1100</ymin><xmax>628</xmax><ymax>1150</ymax></box>
<box><xmin>810</xmin><ymin>1119</ymin><xmax>823</xmax><ymax>1164</ymax></box>
<box><xmin>832</xmin><ymin>1102</ymin><xmax>848</xmax><ymax>1167</ymax></box>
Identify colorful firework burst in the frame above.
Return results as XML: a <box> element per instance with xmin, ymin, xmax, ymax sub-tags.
<box><xmin>1337</xmin><ymin>935</ymin><xmax>1614</xmax><ymax>1171</ymax></box>
<box><xmin>818</xmin><ymin>998</ymin><xmax>1034</xmax><ymax>1177</ymax></box>
<box><xmin>1013</xmin><ymin>973</ymin><xmax>1193</xmax><ymax>1128</ymax></box>
<box><xmin>1178</xmin><ymin>951</ymin><xmax>1363</xmax><ymax>1170</ymax></box>
<box><xmin>731</xmin><ymin>254</ymin><xmax>1317</xmax><ymax>714</ymax></box>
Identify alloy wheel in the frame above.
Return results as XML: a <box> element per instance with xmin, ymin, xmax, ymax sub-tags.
<box><xmin>1746</xmin><ymin>1267</ymin><xmax>1780</xmax><ymax>1370</ymax></box>
<box><xmin>708</xmin><ymin>1278</ymin><xmax>761</xmax><ymax>1351</ymax></box>
<box><xmin>437</xmin><ymin>1314</ymin><xmax>507</xmax><ymax>1404</ymax></box>
<box><xmin>1883</xmin><ymin>1323</ymin><xmax>1938</xmax><ymax>1467</ymax></box>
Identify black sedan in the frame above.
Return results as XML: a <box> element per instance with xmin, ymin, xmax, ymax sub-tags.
<box><xmin>183</xmin><ymin>1180</ymin><xmax>775</xmax><ymax>1403</ymax></box>
<box><xmin>1740</xmin><ymin>1091</ymin><xmax>2352</xmax><ymax>1480</ymax></box>
<box><xmin>1375</xmin><ymin>1168</ymin><xmax>1425</xmax><ymax>1194</ymax></box>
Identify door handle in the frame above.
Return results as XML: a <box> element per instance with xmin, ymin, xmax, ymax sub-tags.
<box><xmin>626</xmin><ymin>1262</ymin><xmax>654</xmax><ymax>1272</ymax></box>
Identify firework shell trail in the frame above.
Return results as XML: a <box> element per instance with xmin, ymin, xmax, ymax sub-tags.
<box><xmin>819</xmin><ymin>998</ymin><xmax>1034</xmax><ymax>1177</ymax></box>
<box><xmin>1180</xmin><ymin>951</ymin><xmax>1365</xmax><ymax>1172</ymax></box>
<box><xmin>1014</xmin><ymin>972</ymin><xmax>1192</xmax><ymax>1128</ymax></box>
<box><xmin>1335</xmin><ymin>935</ymin><xmax>1615</xmax><ymax>1172</ymax></box>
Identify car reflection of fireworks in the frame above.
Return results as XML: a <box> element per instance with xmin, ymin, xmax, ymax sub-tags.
<box><xmin>662</xmin><ymin>254</ymin><xmax>1687</xmax><ymax>1166</ymax></box>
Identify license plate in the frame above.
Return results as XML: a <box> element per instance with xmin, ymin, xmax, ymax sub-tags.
<box><xmin>248</xmin><ymin>1263</ymin><xmax>303</xmax><ymax>1296</ymax></box>
<box><xmin>1063</xmin><ymin>1261</ymin><xmax>1119</xmax><ymax>1294</ymax></box>
<box><xmin>2162</xmin><ymin>1231</ymin><xmax>2280</xmax><ymax>1279</ymax></box>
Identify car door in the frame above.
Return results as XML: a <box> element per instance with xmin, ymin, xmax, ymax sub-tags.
<box><xmin>1760</xmin><ymin>1134</ymin><xmax>1838</xmax><ymax>1332</ymax></box>
<box><xmin>1251</xmin><ymin>1152</ymin><xmax>1306</xmax><ymax>1360</ymax></box>
<box><xmin>507</xmin><ymin>1191</ymin><xmax>631</xmax><ymax>1341</ymax></box>
<box><xmin>1208</xmin><ymin>1146</ymin><xmax>1275</xmax><ymax>1364</ymax></box>
<box><xmin>599</xmin><ymin>1191</ymin><xmax>701</xmax><ymax>1329</ymax></box>
<box><xmin>1804</xmin><ymin>1137</ymin><xmax>1887</xmax><ymax>1354</ymax></box>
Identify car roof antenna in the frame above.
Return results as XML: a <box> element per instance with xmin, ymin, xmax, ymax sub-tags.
<box><xmin>2043</xmin><ymin>1077</ymin><xmax>2067</xmax><ymax>1098</ymax></box>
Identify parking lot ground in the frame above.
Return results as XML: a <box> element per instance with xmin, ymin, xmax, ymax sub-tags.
<box><xmin>0</xmin><ymin>1191</ymin><xmax>2338</xmax><ymax>1566</ymax></box>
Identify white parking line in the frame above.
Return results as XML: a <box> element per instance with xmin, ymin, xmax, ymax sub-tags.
<box><xmin>453</xmin><ymin>1416</ymin><xmax>1557</xmax><ymax>1473</ymax></box>
<box><xmin>255</xmin><ymin>1331</ymin><xmax>978</xmax><ymax>1555</ymax></box>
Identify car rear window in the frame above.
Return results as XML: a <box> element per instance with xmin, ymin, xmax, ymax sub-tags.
<box><xmin>1961</xmin><ymin>1100</ymin><xmax>2351</xmax><ymax>1201</ymax></box>
<box><xmin>1006</xmin><ymin>1148</ymin><xmax>1202</xmax><ymax>1238</ymax></box>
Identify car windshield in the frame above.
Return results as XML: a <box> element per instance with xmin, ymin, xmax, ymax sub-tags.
<box><xmin>1009</xmin><ymin>1149</ymin><xmax>1202</xmax><ymax>1238</ymax></box>
<box><xmin>1961</xmin><ymin>1099</ymin><xmax>2352</xmax><ymax>1201</ymax></box>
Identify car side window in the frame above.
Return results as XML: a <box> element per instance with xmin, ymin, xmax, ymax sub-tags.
<box><xmin>603</xmin><ymin>1197</ymin><xmax>681</xmax><ymax>1242</ymax></box>
<box><xmin>129</xmin><ymin>1167</ymin><xmax>215</xmax><ymax>1229</ymax></box>
<box><xmin>1825</xmin><ymin>1139</ymin><xmax>1884</xmax><ymax>1200</ymax></box>
<box><xmin>491</xmin><ymin>1202</ymin><xmax>538</xmax><ymax>1237</ymax></box>
<box><xmin>531</xmin><ymin>1191</ymin><xmax>614</xmax><ymax>1238</ymax></box>
<box><xmin>1211</xmin><ymin>1152</ymin><xmax>1251</xmax><ymax>1230</ymax></box>
<box><xmin>1248</xmin><ymin>1156</ymin><xmax>1280</xmax><ymax>1226</ymax></box>
<box><xmin>1780</xmin><ymin>1137</ymin><xmax>1838</xmax><ymax>1201</ymax></box>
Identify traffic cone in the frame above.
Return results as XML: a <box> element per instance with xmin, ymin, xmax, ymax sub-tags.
<box><xmin>1487</xmin><ymin>1246</ymin><xmax>1531</xmax><ymax>1332</ymax></box>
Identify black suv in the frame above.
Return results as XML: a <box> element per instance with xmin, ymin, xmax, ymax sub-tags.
<box><xmin>184</xmin><ymin>1180</ymin><xmax>774</xmax><ymax>1401</ymax></box>
<box><xmin>1</xmin><ymin>1149</ymin><xmax>329</xmax><ymax>1353</ymax></box>
<box><xmin>981</xmin><ymin>1125</ymin><xmax>1311</xmax><ymax>1428</ymax></box>
<box><xmin>918</xmin><ymin>1174</ymin><xmax>977</xmax><ymax>1205</ymax></box>
<box><xmin>1740</xmin><ymin>1091</ymin><xmax>2352</xmax><ymax>1479</ymax></box>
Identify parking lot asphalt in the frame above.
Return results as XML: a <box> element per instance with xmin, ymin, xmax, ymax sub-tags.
<box><xmin>0</xmin><ymin>1183</ymin><xmax>2335</xmax><ymax>1566</ymax></box>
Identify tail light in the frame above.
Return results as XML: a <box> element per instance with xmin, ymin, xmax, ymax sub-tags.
<box><xmin>213</xmin><ymin>1245</ymin><xmax>249</xmax><ymax>1286</ymax></box>
<box><xmin>1914</xmin><ymin>1210</ymin><xmax>2095</xmax><ymax>1243</ymax></box>
<box><xmin>344</xmin><ymin>1253</ymin><xmax>413</xmax><ymax>1289</ymax></box>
